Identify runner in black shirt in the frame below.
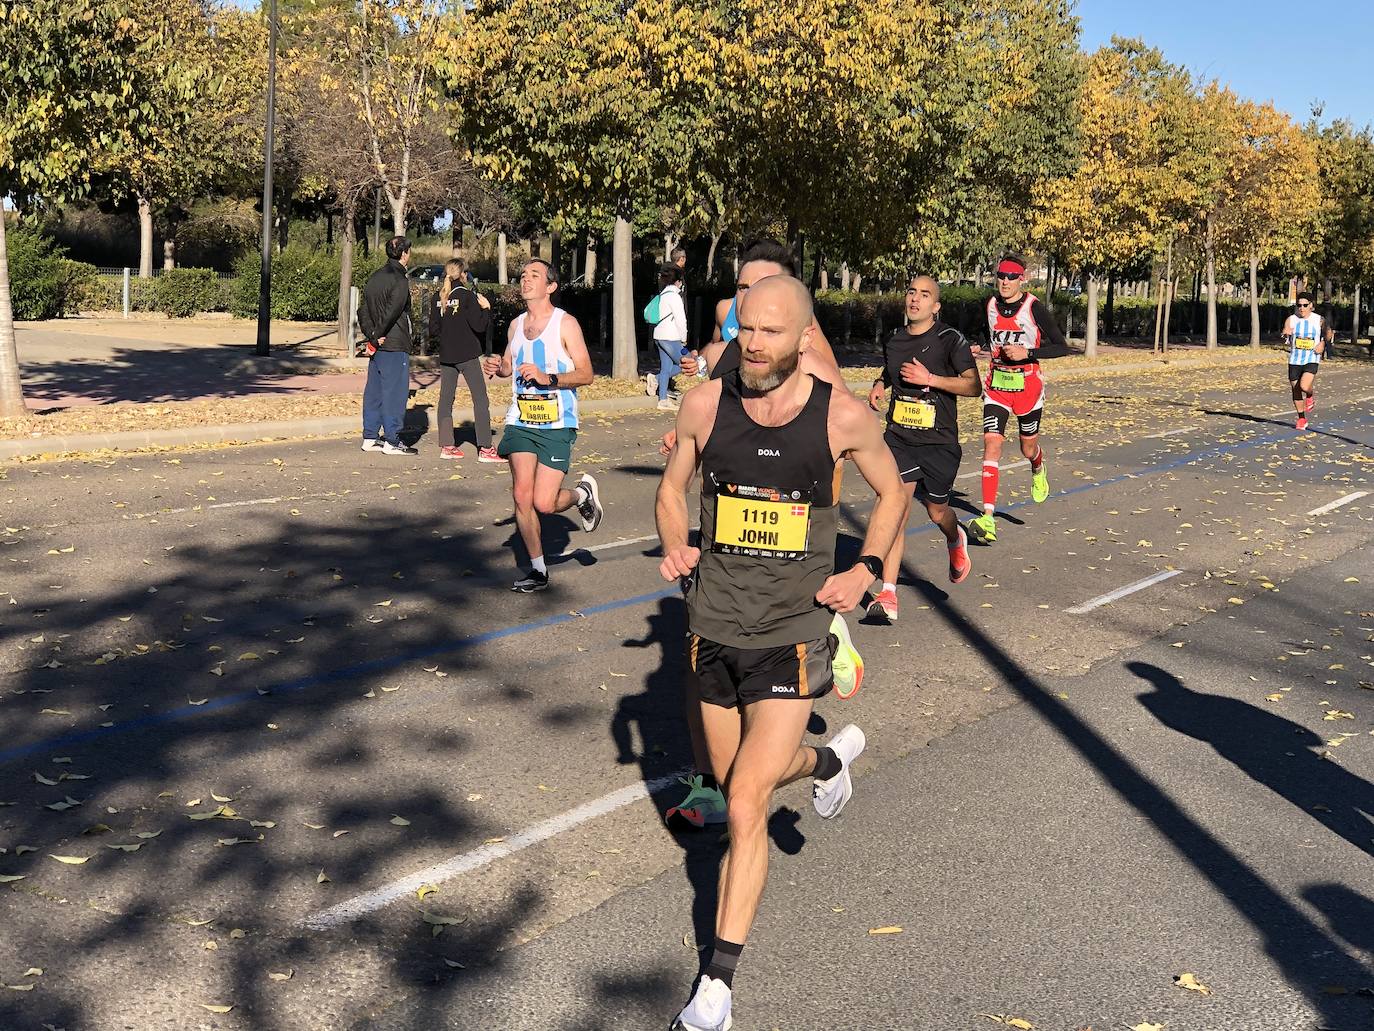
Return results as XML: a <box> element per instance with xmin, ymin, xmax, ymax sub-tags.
<box><xmin>866</xmin><ymin>275</ymin><xmax>980</xmax><ymax>621</ymax></box>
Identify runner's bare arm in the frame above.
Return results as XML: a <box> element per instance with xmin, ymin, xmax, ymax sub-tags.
<box><xmin>815</xmin><ymin>394</ymin><xmax>906</xmax><ymax>612</ymax></box>
<box><xmin>656</xmin><ymin>385</ymin><xmax>717</xmax><ymax>579</ymax></box>
<box><xmin>553</xmin><ymin>316</ymin><xmax>596</xmax><ymax>387</ymax></box>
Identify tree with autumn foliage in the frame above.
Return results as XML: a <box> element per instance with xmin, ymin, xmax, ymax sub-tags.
<box><xmin>1032</xmin><ymin>40</ymin><xmax>1201</xmax><ymax>355</ymax></box>
<box><xmin>1200</xmin><ymin>97</ymin><xmax>1322</xmax><ymax>349</ymax></box>
<box><xmin>0</xmin><ymin>0</ymin><xmax>167</xmax><ymax>419</ymax></box>
<box><xmin>1307</xmin><ymin>119</ymin><xmax>1374</xmax><ymax>345</ymax></box>
<box><xmin>449</xmin><ymin>0</ymin><xmax>732</xmax><ymax>380</ymax></box>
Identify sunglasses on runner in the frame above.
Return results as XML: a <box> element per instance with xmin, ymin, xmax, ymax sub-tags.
<box><xmin>1297</xmin><ymin>302</ymin><xmax>1312</xmax><ymax>308</ymax></box>
<box><xmin>996</xmin><ymin>271</ymin><xmax>1022</xmax><ymax>281</ymax></box>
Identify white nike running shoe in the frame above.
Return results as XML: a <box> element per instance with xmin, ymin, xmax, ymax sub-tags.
<box><xmin>672</xmin><ymin>975</ymin><xmax>733</xmax><ymax>1031</ymax></box>
<box><xmin>812</xmin><ymin>723</ymin><xmax>866</xmax><ymax>820</ymax></box>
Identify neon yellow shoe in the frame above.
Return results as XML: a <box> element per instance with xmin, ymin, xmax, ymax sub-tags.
<box><xmin>967</xmin><ymin>512</ymin><xmax>997</xmax><ymax>544</ymax></box>
<box><xmin>665</xmin><ymin>774</ymin><xmax>726</xmax><ymax>829</ymax></box>
<box><xmin>1031</xmin><ymin>466</ymin><xmax>1050</xmax><ymax>503</ymax></box>
<box><xmin>829</xmin><ymin>613</ymin><xmax>864</xmax><ymax>700</ymax></box>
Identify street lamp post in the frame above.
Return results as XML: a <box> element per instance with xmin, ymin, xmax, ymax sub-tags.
<box><xmin>254</xmin><ymin>0</ymin><xmax>279</xmax><ymax>357</ymax></box>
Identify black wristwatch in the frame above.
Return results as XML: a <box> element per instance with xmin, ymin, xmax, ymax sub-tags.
<box><xmin>546</xmin><ymin>373</ymin><xmax>560</xmax><ymax>388</ymax></box>
<box><xmin>856</xmin><ymin>555</ymin><xmax>883</xmax><ymax>580</ymax></box>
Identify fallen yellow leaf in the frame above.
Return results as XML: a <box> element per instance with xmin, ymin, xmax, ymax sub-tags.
<box><xmin>201</xmin><ymin>1004</ymin><xmax>234</xmax><ymax>1013</ymax></box>
<box><xmin>49</xmin><ymin>854</ymin><xmax>90</xmax><ymax>865</ymax></box>
<box><xmin>1174</xmin><ymin>972</ymin><xmax>1211</xmax><ymax>995</ymax></box>
<box><xmin>868</xmin><ymin>926</ymin><xmax>903</xmax><ymax>935</ymax></box>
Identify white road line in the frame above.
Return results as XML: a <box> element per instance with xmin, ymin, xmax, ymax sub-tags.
<box><xmin>1147</xmin><ymin>426</ymin><xmax>1200</xmax><ymax>439</ymax></box>
<box><xmin>304</xmin><ymin>768</ymin><xmax>688</xmax><ymax>930</ymax></box>
<box><xmin>1306</xmin><ymin>491</ymin><xmax>1370</xmax><ymax>517</ymax></box>
<box><xmin>572</xmin><ymin>532</ymin><xmax>661</xmax><ymax>556</ymax></box>
<box><xmin>1065</xmin><ymin>569</ymin><xmax>1183</xmax><ymax>615</ymax></box>
<box><xmin>135</xmin><ymin>492</ymin><xmax>344</xmax><ymax>519</ymax></box>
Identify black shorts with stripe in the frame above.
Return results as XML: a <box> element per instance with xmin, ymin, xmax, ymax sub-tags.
<box><xmin>882</xmin><ymin>435</ymin><xmax>961</xmax><ymax>504</ymax></box>
<box><xmin>688</xmin><ymin>633</ymin><xmax>835</xmax><ymax>709</ymax></box>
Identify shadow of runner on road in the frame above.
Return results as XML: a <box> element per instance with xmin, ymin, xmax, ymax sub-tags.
<box><xmin>1133</xmin><ymin>661</ymin><xmax>1374</xmax><ymax>861</ymax></box>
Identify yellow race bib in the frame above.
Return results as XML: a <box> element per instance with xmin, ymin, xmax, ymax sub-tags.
<box><xmin>712</xmin><ymin>485</ymin><xmax>811</xmax><ymax>559</ymax></box>
<box><xmin>892</xmin><ymin>397</ymin><xmax>936</xmax><ymax>429</ymax></box>
<box><xmin>516</xmin><ymin>393</ymin><xmax>561</xmax><ymax>425</ymax></box>
<box><xmin>990</xmin><ymin>367</ymin><xmax>1025</xmax><ymax>392</ymax></box>
<box><xmin>1293</xmin><ymin>337</ymin><xmax>1316</xmax><ymax>351</ymax></box>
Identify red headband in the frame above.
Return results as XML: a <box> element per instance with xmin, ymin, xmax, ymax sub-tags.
<box><xmin>997</xmin><ymin>260</ymin><xmax>1025</xmax><ymax>276</ymax></box>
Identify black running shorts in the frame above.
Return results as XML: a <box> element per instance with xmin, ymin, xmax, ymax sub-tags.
<box><xmin>688</xmin><ymin>634</ymin><xmax>835</xmax><ymax>709</ymax></box>
<box><xmin>882</xmin><ymin>436</ymin><xmax>961</xmax><ymax>505</ymax></box>
<box><xmin>1288</xmin><ymin>362</ymin><xmax>1319</xmax><ymax>381</ymax></box>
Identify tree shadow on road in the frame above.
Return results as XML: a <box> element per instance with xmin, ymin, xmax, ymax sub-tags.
<box><xmin>0</xmin><ymin>488</ymin><xmax>562</xmax><ymax>1029</ymax></box>
<box><xmin>901</xmin><ymin>574</ymin><xmax>1374</xmax><ymax>1029</ymax></box>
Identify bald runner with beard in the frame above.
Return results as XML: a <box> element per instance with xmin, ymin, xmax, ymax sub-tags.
<box><xmin>658</xmin><ymin>276</ymin><xmax>905</xmax><ymax>1031</ymax></box>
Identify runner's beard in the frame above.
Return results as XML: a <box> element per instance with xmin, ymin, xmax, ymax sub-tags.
<box><xmin>740</xmin><ymin>348</ymin><xmax>799</xmax><ymax>393</ymax></box>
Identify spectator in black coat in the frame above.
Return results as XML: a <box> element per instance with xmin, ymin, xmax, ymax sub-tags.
<box><xmin>429</xmin><ymin>258</ymin><xmax>501</xmax><ymax>462</ymax></box>
<box><xmin>358</xmin><ymin>235</ymin><xmax>415</xmax><ymax>455</ymax></box>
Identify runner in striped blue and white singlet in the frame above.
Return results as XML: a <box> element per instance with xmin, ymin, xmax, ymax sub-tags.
<box><xmin>1283</xmin><ymin>291</ymin><xmax>1329</xmax><ymax>431</ymax></box>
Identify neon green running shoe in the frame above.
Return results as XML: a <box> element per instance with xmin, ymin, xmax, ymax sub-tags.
<box><xmin>666</xmin><ymin>774</ymin><xmax>726</xmax><ymax>829</ymax></box>
<box><xmin>829</xmin><ymin>612</ymin><xmax>865</xmax><ymax>700</ymax></box>
<box><xmin>967</xmin><ymin>512</ymin><xmax>997</xmax><ymax>545</ymax></box>
<box><xmin>1031</xmin><ymin>466</ymin><xmax>1050</xmax><ymax>504</ymax></box>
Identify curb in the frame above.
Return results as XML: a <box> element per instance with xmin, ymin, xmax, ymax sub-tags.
<box><xmin>0</xmin><ymin>350</ymin><xmax>1305</xmax><ymax>462</ymax></box>
<box><xmin>1</xmin><ymin>394</ymin><xmax>667</xmax><ymax>462</ymax></box>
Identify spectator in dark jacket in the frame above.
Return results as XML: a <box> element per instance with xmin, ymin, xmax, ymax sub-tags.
<box><xmin>358</xmin><ymin>235</ymin><xmax>415</xmax><ymax>455</ymax></box>
<box><xmin>428</xmin><ymin>258</ymin><xmax>502</xmax><ymax>462</ymax></box>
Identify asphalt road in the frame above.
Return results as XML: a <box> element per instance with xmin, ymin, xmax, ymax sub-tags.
<box><xmin>1</xmin><ymin>357</ymin><xmax>1372</xmax><ymax>1031</ymax></box>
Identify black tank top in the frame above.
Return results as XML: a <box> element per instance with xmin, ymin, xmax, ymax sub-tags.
<box><xmin>710</xmin><ymin>339</ymin><xmax>741</xmax><ymax>380</ymax></box>
<box><xmin>689</xmin><ymin>372</ymin><xmax>839</xmax><ymax>648</ymax></box>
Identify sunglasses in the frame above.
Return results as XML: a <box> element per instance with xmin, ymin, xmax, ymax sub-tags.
<box><xmin>1297</xmin><ymin>302</ymin><xmax>1312</xmax><ymax>308</ymax></box>
<box><xmin>996</xmin><ymin>271</ymin><xmax>1023</xmax><ymax>281</ymax></box>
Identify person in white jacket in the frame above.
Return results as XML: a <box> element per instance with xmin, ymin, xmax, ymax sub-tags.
<box><xmin>646</xmin><ymin>263</ymin><xmax>690</xmax><ymax>410</ymax></box>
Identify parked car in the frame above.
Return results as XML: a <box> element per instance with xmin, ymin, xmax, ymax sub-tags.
<box><xmin>408</xmin><ymin>264</ymin><xmax>446</xmax><ymax>285</ymax></box>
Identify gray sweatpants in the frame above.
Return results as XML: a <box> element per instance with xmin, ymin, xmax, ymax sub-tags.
<box><xmin>438</xmin><ymin>358</ymin><xmax>493</xmax><ymax>449</ymax></box>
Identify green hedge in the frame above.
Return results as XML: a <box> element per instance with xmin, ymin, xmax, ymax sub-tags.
<box><xmin>6</xmin><ymin>225</ymin><xmax>67</xmax><ymax>320</ymax></box>
<box><xmin>153</xmin><ymin>267</ymin><xmax>222</xmax><ymax>317</ymax></box>
<box><xmin>231</xmin><ymin>247</ymin><xmax>385</xmax><ymax>321</ymax></box>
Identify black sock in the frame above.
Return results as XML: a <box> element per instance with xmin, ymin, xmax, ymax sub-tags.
<box><xmin>699</xmin><ymin>772</ymin><xmax>718</xmax><ymax>791</ymax></box>
<box><xmin>703</xmin><ymin>938</ymin><xmax>744</xmax><ymax>989</ymax></box>
<box><xmin>812</xmin><ymin>746</ymin><xmax>842</xmax><ymax>782</ymax></box>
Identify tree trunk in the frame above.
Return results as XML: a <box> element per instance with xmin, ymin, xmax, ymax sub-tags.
<box><xmin>840</xmin><ymin>263</ymin><xmax>850</xmax><ymax>292</ymax></box>
<box><xmin>337</xmin><ymin>199</ymin><xmax>357</xmax><ymax>356</ymax></box>
<box><xmin>706</xmin><ymin>231</ymin><xmax>722</xmax><ymax>280</ymax></box>
<box><xmin>138</xmin><ymin>195</ymin><xmax>154</xmax><ymax>279</ymax></box>
<box><xmin>663</xmin><ymin>231</ymin><xmax>678</xmax><ymax>262</ymax></box>
<box><xmin>277</xmin><ymin>182</ymin><xmax>292</xmax><ymax>251</ymax></box>
<box><xmin>570</xmin><ymin>237</ymin><xmax>581</xmax><ymax>283</ymax></box>
<box><xmin>819</xmin><ymin>266</ymin><xmax>828</xmax><ymax>291</ymax></box>
<box><xmin>811</xmin><ymin>250</ymin><xmax>824</xmax><ymax>293</ymax></box>
<box><xmin>0</xmin><ymin>211</ymin><xmax>28</xmax><ymax>419</ymax></box>
<box><xmin>1104</xmin><ymin>275</ymin><xmax>1115</xmax><ymax>337</ymax></box>
<box><xmin>1247</xmin><ymin>252</ymin><xmax>1260</xmax><ymax>350</ymax></box>
<box><xmin>852</xmin><ymin>273</ymin><xmax>862</xmax><ymax>293</ymax></box>
<box><xmin>611</xmin><ymin>201</ymin><xmax>636</xmax><ymax>380</ymax></box>
<box><xmin>389</xmin><ymin>189</ymin><xmax>405</xmax><ymax>237</ymax></box>
<box><xmin>497</xmin><ymin>231</ymin><xmax>508</xmax><ymax>285</ymax></box>
<box><xmin>451</xmin><ymin>221</ymin><xmax>462</xmax><ymax>258</ymax></box>
<box><xmin>584</xmin><ymin>236</ymin><xmax>597</xmax><ymax>287</ymax></box>
<box><xmin>1205</xmin><ymin>219</ymin><xmax>1218</xmax><ymax>350</ymax></box>
<box><xmin>325</xmin><ymin>213</ymin><xmax>334</xmax><ymax>251</ymax></box>
<box><xmin>550</xmin><ymin>229</ymin><xmax>562</xmax><ymax>278</ymax></box>
<box><xmin>529</xmin><ymin>232</ymin><xmax>541</xmax><ymax>261</ymax></box>
<box><xmin>1084</xmin><ymin>275</ymin><xmax>1100</xmax><ymax>357</ymax></box>
<box><xmin>163</xmin><ymin>239</ymin><xmax>176</xmax><ymax>271</ymax></box>
<box><xmin>1351</xmin><ymin>282</ymin><xmax>1362</xmax><ymax>346</ymax></box>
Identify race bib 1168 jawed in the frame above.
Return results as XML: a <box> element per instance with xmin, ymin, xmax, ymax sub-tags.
<box><xmin>892</xmin><ymin>397</ymin><xmax>936</xmax><ymax>429</ymax></box>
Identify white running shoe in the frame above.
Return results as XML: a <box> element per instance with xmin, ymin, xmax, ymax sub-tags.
<box><xmin>361</xmin><ymin>438</ymin><xmax>382</xmax><ymax>452</ymax></box>
<box><xmin>644</xmin><ymin>372</ymin><xmax>659</xmax><ymax>397</ymax></box>
<box><xmin>574</xmin><ymin>472</ymin><xmax>603</xmax><ymax>532</ymax></box>
<box><xmin>812</xmin><ymin>723</ymin><xmax>866</xmax><ymax>820</ymax></box>
<box><xmin>672</xmin><ymin>975</ymin><xmax>733</xmax><ymax>1031</ymax></box>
